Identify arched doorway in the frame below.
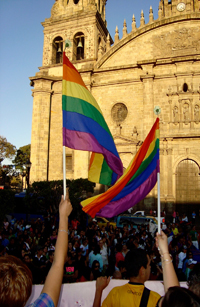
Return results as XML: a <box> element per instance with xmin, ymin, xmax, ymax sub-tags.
<box><xmin>176</xmin><ymin>159</ymin><xmax>200</xmax><ymax>214</ymax></box>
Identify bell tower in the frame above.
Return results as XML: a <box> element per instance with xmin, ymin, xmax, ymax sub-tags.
<box><xmin>159</xmin><ymin>0</ymin><xmax>199</xmax><ymax>18</ymax></box>
<box><xmin>30</xmin><ymin>0</ymin><xmax>112</xmax><ymax>183</ymax></box>
<box><xmin>42</xmin><ymin>0</ymin><xmax>110</xmax><ymax>66</ymax></box>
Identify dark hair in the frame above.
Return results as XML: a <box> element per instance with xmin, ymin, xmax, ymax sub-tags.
<box><xmin>162</xmin><ymin>287</ymin><xmax>200</xmax><ymax>307</ymax></box>
<box><xmin>93</xmin><ymin>245</ymin><xmax>100</xmax><ymax>255</ymax></box>
<box><xmin>92</xmin><ymin>260</ymin><xmax>100</xmax><ymax>271</ymax></box>
<box><xmin>116</xmin><ymin>243</ymin><xmax>122</xmax><ymax>253</ymax></box>
<box><xmin>188</xmin><ymin>263</ymin><xmax>200</xmax><ymax>298</ymax></box>
<box><xmin>0</xmin><ymin>256</ymin><xmax>32</xmax><ymax>307</ymax></box>
<box><xmin>125</xmin><ymin>249</ymin><xmax>148</xmax><ymax>278</ymax></box>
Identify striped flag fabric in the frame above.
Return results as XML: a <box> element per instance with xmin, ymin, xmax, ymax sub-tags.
<box><xmin>62</xmin><ymin>53</ymin><xmax>123</xmax><ymax>182</ymax></box>
<box><xmin>88</xmin><ymin>152</ymin><xmax>119</xmax><ymax>185</ymax></box>
<box><xmin>81</xmin><ymin>118</ymin><xmax>160</xmax><ymax>218</ymax></box>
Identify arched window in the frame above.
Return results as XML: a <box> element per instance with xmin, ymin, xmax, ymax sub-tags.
<box><xmin>183</xmin><ymin>83</ymin><xmax>188</xmax><ymax>92</ymax></box>
<box><xmin>176</xmin><ymin>159</ymin><xmax>200</xmax><ymax>204</ymax></box>
<box><xmin>73</xmin><ymin>32</ymin><xmax>85</xmax><ymax>60</ymax></box>
<box><xmin>52</xmin><ymin>36</ymin><xmax>63</xmax><ymax>64</ymax></box>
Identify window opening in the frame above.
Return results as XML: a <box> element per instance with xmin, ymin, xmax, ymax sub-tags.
<box><xmin>183</xmin><ymin>83</ymin><xmax>188</xmax><ymax>92</ymax></box>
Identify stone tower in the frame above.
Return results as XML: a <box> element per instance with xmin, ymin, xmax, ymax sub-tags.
<box><xmin>30</xmin><ymin>0</ymin><xmax>111</xmax><ymax>183</ymax></box>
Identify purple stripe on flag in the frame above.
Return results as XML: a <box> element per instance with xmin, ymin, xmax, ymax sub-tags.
<box><xmin>63</xmin><ymin>128</ymin><xmax>123</xmax><ymax>175</ymax></box>
<box><xmin>96</xmin><ymin>168</ymin><xmax>157</xmax><ymax>218</ymax></box>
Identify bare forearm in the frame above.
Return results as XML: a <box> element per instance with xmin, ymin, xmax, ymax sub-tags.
<box><xmin>162</xmin><ymin>253</ymin><xmax>179</xmax><ymax>292</ymax></box>
<box><xmin>93</xmin><ymin>289</ymin><xmax>103</xmax><ymax>307</ymax></box>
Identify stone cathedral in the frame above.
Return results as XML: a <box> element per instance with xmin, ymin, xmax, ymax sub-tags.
<box><xmin>30</xmin><ymin>0</ymin><xmax>200</xmax><ymax>213</ymax></box>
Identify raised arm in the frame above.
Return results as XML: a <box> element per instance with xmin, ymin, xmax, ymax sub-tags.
<box><xmin>156</xmin><ymin>231</ymin><xmax>179</xmax><ymax>293</ymax></box>
<box><xmin>93</xmin><ymin>276</ymin><xmax>110</xmax><ymax>307</ymax></box>
<box><xmin>41</xmin><ymin>191</ymin><xmax>72</xmax><ymax>306</ymax></box>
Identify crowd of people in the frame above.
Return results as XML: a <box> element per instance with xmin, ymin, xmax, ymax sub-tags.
<box><xmin>0</xmin><ymin>192</ymin><xmax>200</xmax><ymax>307</ymax></box>
<box><xmin>1</xmin><ymin>207</ymin><xmax>199</xmax><ymax>285</ymax></box>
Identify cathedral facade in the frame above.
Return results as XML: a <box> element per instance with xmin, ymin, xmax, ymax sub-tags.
<box><xmin>30</xmin><ymin>0</ymin><xmax>200</xmax><ymax>213</ymax></box>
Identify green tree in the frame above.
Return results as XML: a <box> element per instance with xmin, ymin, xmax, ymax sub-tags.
<box><xmin>13</xmin><ymin>144</ymin><xmax>31</xmax><ymax>168</ymax></box>
<box><xmin>0</xmin><ymin>135</ymin><xmax>16</xmax><ymax>163</ymax></box>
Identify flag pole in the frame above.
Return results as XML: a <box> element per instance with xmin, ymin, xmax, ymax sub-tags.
<box><xmin>62</xmin><ymin>40</ymin><xmax>72</xmax><ymax>199</ymax></box>
<box><xmin>63</xmin><ymin>146</ymin><xmax>66</xmax><ymax>199</ymax></box>
<box><xmin>157</xmin><ymin>172</ymin><xmax>161</xmax><ymax>234</ymax></box>
<box><xmin>153</xmin><ymin>108</ymin><xmax>161</xmax><ymax>234</ymax></box>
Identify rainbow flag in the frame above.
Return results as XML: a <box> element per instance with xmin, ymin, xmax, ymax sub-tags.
<box><xmin>88</xmin><ymin>152</ymin><xmax>119</xmax><ymax>185</ymax></box>
<box><xmin>81</xmin><ymin>118</ymin><xmax>160</xmax><ymax>218</ymax></box>
<box><xmin>62</xmin><ymin>53</ymin><xmax>123</xmax><ymax>181</ymax></box>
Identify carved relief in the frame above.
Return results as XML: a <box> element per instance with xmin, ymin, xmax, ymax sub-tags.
<box><xmin>194</xmin><ymin>105</ymin><xmax>200</xmax><ymax>123</ymax></box>
<box><xmin>183</xmin><ymin>102</ymin><xmax>190</xmax><ymax>124</ymax></box>
<box><xmin>153</xmin><ymin>27</ymin><xmax>200</xmax><ymax>57</ymax></box>
<box><xmin>173</xmin><ymin>106</ymin><xmax>179</xmax><ymax>123</ymax></box>
<box><xmin>111</xmin><ymin>103</ymin><xmax>128</xmax><ymax>123</ymax></box>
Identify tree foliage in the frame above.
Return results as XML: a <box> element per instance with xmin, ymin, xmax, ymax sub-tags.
<box><xmin>0</xmin><ymin>135</ymin><xmax>16</xmax><ymax>163</ymax></box>
<box><xmin>13</xmin><ymin>144</ymin><xmax>31</xmax><ymax>169</ymax></box>
<box><xmin>0</xmin><ymin>189</ymin><xmax>16</xmax><ymax>225</ymax></box>
<box><xmin>25</xmin><ymin>178</ymin><xmax>95</xmax><ymax>219</ymax></box>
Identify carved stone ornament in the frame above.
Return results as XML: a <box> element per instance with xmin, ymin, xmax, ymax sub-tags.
<box><xmin>194</xmin><ymin>104</ymin><xmax>200</xmax><ymax>123</ymax></box>
<box><xmin>111</xmin><ymin>103</ymin><xmax>128</xmax><ymax>123</ymax></box>
<box><xmin>183</xmin><ymin>102</ymin><xmax>189</xmax><ymax>123</ymax></box>
<box><xmin>173</xmin><ymin>106</ymin><xmax>179</xmax><ymax>123</ymax></box>
<box><xmin>153</xmin><ymin>27</ymin><xmax>200</xmax><ymax>57</ymax></box>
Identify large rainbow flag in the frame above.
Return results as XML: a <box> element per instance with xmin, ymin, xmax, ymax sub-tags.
<box><xmin>62</xmin><ymin>53</ymin><xmax>123</xmax><ymax>183</ymax></box>
<box><xmin>81</xmin><ymin>118</ymin><xmax>160</xmax><ymax>218</ymax></box>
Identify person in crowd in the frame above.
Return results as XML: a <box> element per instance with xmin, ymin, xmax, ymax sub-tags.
<box><xmin>188</xmin><ymin>263</ymin><xmax>200</xmax><ymax>298</ymax></box>
<box><xmin>0</xmin><ymin>193</ymin><xmax>72</xmax><ymax>307</ymax></box>
<box><xmin>99</xmin><ymin>239</ymin><xmax>108</xmax><ymax>267</ymax></box>
<box><xmin>190</xmin><ymin>225</ymin><xmax>199</xmax><ymax>249</ymax></box>
<box><xmin>115</xmin><ymin>243</ymin><xmax>124</xmax><ymax>270</ymax></box>
<box><xmin>121</xmin><ymin>243</ymin><xmax>129</xmax><ymax>258</ymax></box>
<box><xmin>177</xmin><ymin>245</ymin><xmax>187</xmax><ymax>272</ymax></box>
<box><xmin>89</xmin><ymin>244</ymin><xmax>103</xmax><ymax>272</ymax></box>
<box><xmin>93</xmin><ymin>248</ymin><xmax>161</xmax><ymax>307</ymax></box>
<box><xmin>90</xmin><ymin>260</ymin><xmax>102</xmax><ymax>281</ymax></box>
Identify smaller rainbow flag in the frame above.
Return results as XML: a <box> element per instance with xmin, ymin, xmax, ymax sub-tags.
<box><xmin>62</xmin><ymin>53</ymin><xmax>123</xmax><ymax>182</ymax></box>
<box><xmin>88</xmin><ymin>152</ymin><xmax>119</xmax><ymax>185</ymax></box>
<box><xmin>81</xmin><ymin>118</ymin><xmax>160</xmax><ymax>218</ymax></box>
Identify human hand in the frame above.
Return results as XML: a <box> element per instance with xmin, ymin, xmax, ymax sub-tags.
<box><xmin>96</xmin><ymin>276</ymin><xmax>110</xmax><ymax>292</ymax></box>
<box><xmin>156</xmin><ymin>231</ymin><xmax>169</xmax><ymax>255</ymax></box>
<box><xmin>59</xmin><ymin>189</ymin><xmax>72</xmax><ymax>218</ymax></box>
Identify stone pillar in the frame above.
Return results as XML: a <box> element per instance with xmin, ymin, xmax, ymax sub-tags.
<box><xmin>140</xmin><ymin>72</ymin><xmax>155</xmax><ymax>137</ymax></box>
<box><xmin>166</xmin><ymin>138</ymin><xmax>173</xmax><ymax>199</ymax></box>
<box><xmin>30</xmin><ymin>79</ymin><xmax>53</xmax><ymax>183</ymax></box>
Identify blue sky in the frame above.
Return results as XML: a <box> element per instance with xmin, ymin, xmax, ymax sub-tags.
<box><xmin>0</xmin><ymin>0</ymin><xmax>159</xmax><ymax>150</ymax></box>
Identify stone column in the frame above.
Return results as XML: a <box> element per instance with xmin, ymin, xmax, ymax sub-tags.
<box><xmin>140</xmin><ymin>71</ymin><xmax>155</xmax><ymax>138</ymax></box>
<box><xmin>30</xmin><ymin>79</ymin><xmax>53</xmax><ymax>183</ymax></box>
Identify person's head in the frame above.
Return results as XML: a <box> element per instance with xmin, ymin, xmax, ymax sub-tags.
<box><xmin>188</xmin><ymin>263</ymin><xmax>200</xmax><ymax>298</ymax></box>
<box><xmin>48</xmin><ymin>250</ymin><xmax>54</xmax><ymax>261</ymax></box>
<box><xmin>0</xmin><ymin>255</ymin><xmax>32</xmax><ymax>307</ymax></box>
<box><xmin>99</xmin><ymin>240</ymin><xmax>103</xmax><ymax>249</ymax></box>
<box><xmin>116</xmin><ymin>243</ymin><xmax>122</xmax><ymax>253</ymax></box>
<box><xmin>92</xmin><ymin>260</ymin><xmax>100</xmax><ymax>271</ymax></box>
<box><xmin>24</xmin><ymin>254</ymin><xmax>31</xmax><ymax>264</ymax></box>
<box><xmin>162</xmin><ymin>287</ymin><xmax>200</xmax><ymax>307</ymax></box>
<box><xmin>113</xmin><ymin>270</ymin><xmax>122</xmax><ymax>279</ymax></box>
<box><xmin>93</xmin><ymin>245</ymin><xmax>100</xmax><ymax>255</ymax></box>
<box><xmin>125</xmin><ymin>249</ymin><xmax>150</xmax><ymax>282</ymax></box>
